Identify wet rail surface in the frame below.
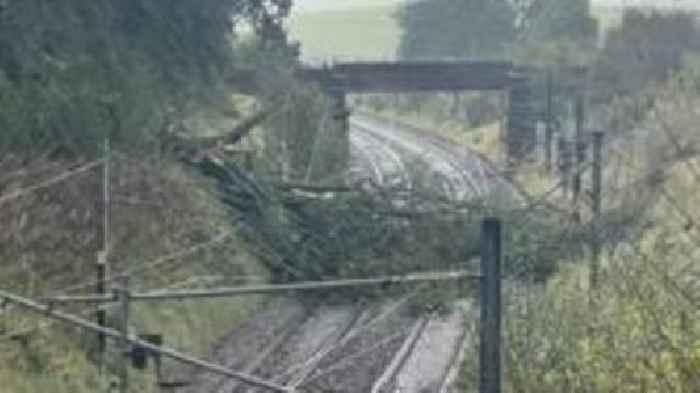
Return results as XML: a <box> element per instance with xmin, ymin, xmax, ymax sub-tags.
<box><xmin>183</xmin><ymin>114</ymin><xmax>495</xmax><ymax>393</ymax></box>
<box><xmin>181</xmin><ymin>300</ymin><xmax>468</xmax><ymax>393</ymax></box>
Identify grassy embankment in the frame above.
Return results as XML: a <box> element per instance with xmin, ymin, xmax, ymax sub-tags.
<box><xmin>0</xmin><ymin>102</ymin><xmax>268</xmax><ymax>392</ymax></box>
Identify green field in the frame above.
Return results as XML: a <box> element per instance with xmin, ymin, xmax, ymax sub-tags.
<box><xmin>288</xmin><ymin>4</ymin><xmax>401</xmax><ymax>63</ymax></box>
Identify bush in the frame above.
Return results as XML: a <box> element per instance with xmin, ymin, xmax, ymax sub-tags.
<box><xmin>593</xmin><ymin>8</ymin><xmax>700</xmax><ymax>103</ymax></box>
<box><xmin>0</xmin><ymin>153</ymin><xmax>266</xmax><ymax>392</ymax></box>
<box><xmin>0</xmin><ymin>1</ymin><xmax>294</xmax><ymax>157</ymax></box>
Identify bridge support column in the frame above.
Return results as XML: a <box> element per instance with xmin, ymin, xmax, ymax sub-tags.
<box><xmin>573</xmin><ymin>95</ymin><xmax>585</xmax><ymax>204</ymax></box>
<box><xmin>331</xmin><ymin>89</ymin><xmax>349</xmax><ymax>137</ymax></box>
<box><xmin>329</xmin><ymin>89</ymin><xmax>350</xmax><ymax>183</ymax></box>
<box><xmin>544</xmin><ymin>70</ymin><xmax>554</xmax><ymax>172</ymax></box>
<box><xmin>506</xmin><ymin>78</ymin><xmax>536</xmax><ymax>166</ymax></box>
<box><xmin>480</xmin><ymin>218</ymin><xmax>502</xmax><ymax>393</ymax></box>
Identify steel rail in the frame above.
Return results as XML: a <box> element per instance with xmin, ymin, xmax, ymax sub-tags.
<box><xmin>370</xmin><ymin>316</ymin><xmax>431</xmax><ymax>393</ymax></box>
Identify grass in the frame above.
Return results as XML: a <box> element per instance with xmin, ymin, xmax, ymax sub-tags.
<box><xmin>362</xmin><ymin>94</ymin><xmax>507</xmax><ymax>167</ymax></box>
<box><xmin>0</xmin><ymin>156</ymin><xmax>267</xmax><ymax>392</ymax></box>
<box><xmin>0</xmin><ymin>299</ymin><xmax>263</xmax><ymax>393</ymax></box>
<box><xmin>287</xmin><ymin>4</ymin><xmax>401</xmax><ymax>62</ymax></box>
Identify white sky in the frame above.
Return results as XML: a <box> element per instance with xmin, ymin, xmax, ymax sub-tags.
<box><xmin>292</xmin><ymin>0</ymin><xmax>697</xmax><ymax>13</ymax></box>
<box><xmin>293</xmin><ymin>0</ymin><xmax>406</xmax><ymax>13</ymax></box>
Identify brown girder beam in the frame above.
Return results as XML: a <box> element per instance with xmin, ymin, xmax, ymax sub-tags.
<box><xmin>229</xmin><ymin>62</ymin><xmax>587</xmax><ymax>95</ymax></box>
<box><xmin>299</xmin><ymin>61</ymin><xmax>519</xmax><ymax>93</ymax></box>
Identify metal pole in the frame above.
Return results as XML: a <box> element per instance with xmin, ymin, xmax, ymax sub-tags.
<box><xmin>479</xmin><ymin>218</ymin><xmax>502</xmax><ymax>393</ymax></box>
<box><xmin>115</xmin><ymin>277</ymin><xmax>130</xmax><ymax>393</ymax></box>
<box><xmin>331</xmin><ymin>87</ymin><xmax>350</xmax><ymax>181</ymax></box>
<box><xmin>590</xmin><ymin>132</ymin><xmax>604</xmax><ymax>295</ymax></box>
<box><xmin>96</xmin><ymin>262</ymin><xmax>106</xmax><ymax>372</ymax></box>
<box><xmin>154</xmin><ymin>348</ymin><xmax>163</xmax><ymax>391</ymax></box>
<box><xmin>1</xmin><ymin>299</ymin><xmax>6</xmax><ymax>335</ymax></box>
<box><xmin>244</xmin><ymin>150</ymin><xmax>254</xmax><ymax>172</ymax></box>
<box><xmin>573</xmin><ymin>95</ymin><xmax>585</xmax><ymax>203</ymax></box>
<box><xmin>330</xmin><ymin>87</ymin><xmax>348</xmax><ymax>131</ymax></box>
<box><xmin>558</xmin><ymin>136</ymin><xmax>570</xmax><ymax>198</ymax></box>
<box><xmin>104</xmin><ymin>137</ymin><xmax>111</xmax><ymax>259</ymax></box>
<box><xmin>545</xmin><ymin>70</ymin><xmax>553</xmax><ymax>172</ymax></box>
<box><xmin>98</xmin><ymin>136</ymin><xmax>110</xmax><ymax>372</ymax></box>
<box><xmin>680</xmin><ymin>311</ymin><xmax>690</xmax><ymax>357</ymax></box>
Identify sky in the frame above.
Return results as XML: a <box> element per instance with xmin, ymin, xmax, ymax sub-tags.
<box><xmin>292</xmin><ymin>0</ymin><xmax>698</xmax><ymax>13</ymax></box>
<box><xmin>293</xmin><ymin>0</ymin><xmax>406</xmax><ymax>13</ymax></box>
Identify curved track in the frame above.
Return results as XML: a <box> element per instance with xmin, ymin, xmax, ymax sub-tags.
<box><xmin>184</xmin><ymin>114</ymin><xmax>500</xmax><ymax>393</ymax></box>
<box><xmin>349</xmin><ymin>114</ymin><xmax>513</xmax><ymax>203</ymax></box>
<box><xmin>351</xmin><ymin>118</ymin><xmax>472</xmax><ymax>199</ymax></box>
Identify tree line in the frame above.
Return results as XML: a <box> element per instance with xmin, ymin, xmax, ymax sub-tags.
<box><xmin>397</xmin><ymin>0</ymin><xmax>700</xmax><ymax>113</ymax></box>
<box><xmin>0</xmin><ymin>0</ymin><xmax>296</xmax><ymax>156</ymax></box>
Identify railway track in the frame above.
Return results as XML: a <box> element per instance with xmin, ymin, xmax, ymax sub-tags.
<box><xmin>371</xmin><ymin>316</ymin><xmax>432</xmax><ymax>393</ymax></box>
<box><xmin>390</xmin><ymin>305</ymin><xmax>471</xmax><ymax>393</ymax></box>
<box><xmin>237</xmin><ymin>306</ymin><xmax>366</xmax><ymax>392</ymax></box>
<box><xmin>180</xmin><ymin>299</ymin><xmax>468</xmax><ymax>393</ymax></box>
<box><xmin>351</xmin><ymin>113</ymin><xmax>517</xmax><ymax>200</ymax></box>
<box><xmin>179</xmin><ymin>300</ymin><xmax>307</xmax><ymax>393</ymax></box>
<box><xmin>350</xmin><ymin>126</ymin><xmax>413</xmax><ymax>189</ymax></box>
<box><xmin>351</xmin><ymin>117</ymin><xmax>480</xmax><ymax>198</ymax></box>
<box><xmin>182</xmin><ymin>114</ymin><xmax>485</xmax><ymax>393</ymax></box>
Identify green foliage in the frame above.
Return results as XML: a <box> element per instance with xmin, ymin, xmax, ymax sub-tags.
<box><xmin>457</xmin><ymin>57</ymin><xmax>700</xmax><ymax>392</ymax></box>
<box><xmin>227</xmin><ymin>36</ymin><xmax>349</xmax><ymax>183</ymax></box>
<box><xmin>489</xmin><ymin>238</ymin><xmax>699</xmax><ymax>393</ymax></box>
<box><xmin>503</xmin><ymin>212</ymin><xmax>588</xmax><ymax>282</ymax></box>
<box><xmin>376</xmin><ymin>92</ymin><xmax>505</xmax><ymax>129</ymax></box>
<box><xmin>514</xmin><ymin>0</ymin><xmax>598</xmax><ymax>49</ymax></box>
<box><xmin>196</xmin><ymin>153</ymin><xmax>494</xmax><ymax>303</ymax></box>
<box><xmin>393</xmin><ymin>0</ymin><xmax>597</xmax><ymax>131</ymax></box>
<box><xmin>397</xmin><ymin>0</ymin><xmax>597</xmax><ymax>62</ymax></box>
<box><xmin>0</xmin><ymin>0</ymin><xmax>294</xmax><ymax>156</ymax></box>
<box><xmin>0</xmin><ymin>154</ymin><xmax>266</xmax><ymax>392</ymax></box>
<box><xmin>256</xmin><ymin>76</ymin><xmax>340</xmax><ymax>181</ymax></box>
<box><xmin>397</xmin><ymin>0</ymin><xmax>515</xmax><ymax>61</ymax></box>
<box><xmin>593</xmin><ymin>8</ymin><xmax>700</xmax><ymax>103</ymax></box>
<box><xmin>514</xmin><ymin>39</ymin><xmax>595</xmax><ymax>69</ymax></box>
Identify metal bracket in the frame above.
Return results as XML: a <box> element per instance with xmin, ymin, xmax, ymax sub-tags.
<box><xmin>131</xmin><ymin>334</ymin><xmax>163</xmax><ymax>370</ymax></box>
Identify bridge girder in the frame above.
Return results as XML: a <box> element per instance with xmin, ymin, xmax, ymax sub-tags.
<box><xmin>299</xmin><ymin>61</ymin><xmax>520</xmax><ymax>93</ymax></box>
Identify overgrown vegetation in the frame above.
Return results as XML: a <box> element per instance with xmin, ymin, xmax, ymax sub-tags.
<box><xmin>367</xmin><ymin>2</ymin><xmax>700</xmax><ymax>391</ymax></box>
<box><xmin>397</xmin><ymin>0</ymin><xmax>596</xmax><ymax>62</ymax></box>
<box><xmin>593</xmin><ymin>8</ymin><xmax>700</xmax><ymax>106</ymax></box>
<box><xmin>458</xmin><ymin>67</ymin><xmax>700</xmax><ymax>392</ymax></box>
<box><xmin>0</xmin><ymin>0</ymin><xmax>294</xmax><ymax>155</ymax></box>
<box><xmin>0</xmin><ymin>1</ymin><xmax>307</xmax><ymax>392</ymax></box>
<box><xmin>196</xmin><ymin>154</ymin><xmax>480</xmax><ymax>287</ymax></box>
<box><xmin>0</xmin><ymin>154</ymin><xmax>267</xmax><ymax>392</ymax></box>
